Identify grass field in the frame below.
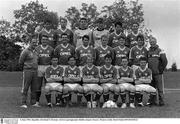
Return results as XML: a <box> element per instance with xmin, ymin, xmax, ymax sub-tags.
<box><xmin>0</xmin><ymin>71</ymin><xmax>180</xmax><ymax>118</ymax></box>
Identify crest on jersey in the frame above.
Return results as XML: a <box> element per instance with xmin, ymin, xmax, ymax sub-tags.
<box><xmin>88</xmin><ymin>50</ymin><xmax>90</xmax><ymax>53</ymax></box>
<box><xmin>136</xmin><ymin>51</ymin><xmax>139</xmax><ymax>54</ymax></box>
<box><xmin>111</xmin><ymin>70</ymin><xmax>113</xmax><ymax>73</ymax></box>
<box><xmin>74</xmin><ymin>71</ymin><xmax>77</xmax><ymax>74</ymax></box>
<box><xmin>127</xmin><ymin>73</ymin><xmax>130</xmax><ymax>76</ymax></box>
<box><xmin>117</xmin><ymin>51</ymin><xmax>120</xmax><ymax>53</ymax></box>
<box><xmin>142</xmin><ymin>51</ymin><xmax>144</xmax><ymax>54</ymax></box>
<box><xmin>80</xmin><ymin>50</ymin><xmax>83</xmax><ymax>53</ymax></box>
<box><xmin>92</xmin><ymin>71</ymin><xmax>94</xmax><ymax>74</ymax></box>
<box><xmin>107</xmin><ymin>51</ymin><xmax>110</xmax><ymax>54</ymax></box>
<box><xmin>145</xmin><ymin>73</ymin><xmax>148</xmax><ymax>76</ymax></box>
<box><xmin>57</xmin><ymin>71</ymin><xmax>59</xmax><ymax>73</ymax></box>
<box><xmin>121</xmin><ymin>73</ymin><xmax>124</xmax><ymax>75</ymax></box>
<box><xmin>139</xmin><ymin>73</ymin><xmax>142</xmax><ymax>76</ymax></box>
<box><xmin>68</xmin><ymin>49</ymin><xmax>70</xmax><ymax>51</ymax></box>
<box><xmin>50</xmin><ymin>71</ymin><xmax>52</xmax><ymax>73</ymax></box>
<box><xmin>104</xmin><ymin>71</ymin><xmax>107</xmax><ymax>74</ymax></box>
<box><xmin>124</xmin><ymin>51</ymin><xmax>127</xmax><ymax>54</ymax></box>
<box><xmin>68</xmin><ymin>70</ymin><xmax>70</xmax><ymax>73</ymax></box>
<box><xmin>60</xmin><ymin>49</ymin><xmax>63</xmax><ymax>51</ymax></box>
<box><xmin>40</xmin><ymin>50</ymin><xmax>42</xmax><ymax>53</ymax></box>
<box><xmin>47</xmin><ymin>50</ymin><xmax>49</xmax><ymax>53</ymax></box>
<box><xmin>87</xmin><ymin>71</ymin><xmax>89</xmax><ymax>74</ymax></box>
<box><xmin>100</xmin><ymin>51</ymin><xmax>102</xmax><ymax>53</ymax></box>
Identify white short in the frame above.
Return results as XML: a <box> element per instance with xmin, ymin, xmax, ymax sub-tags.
<box><xmin>64</xmin><ymin>83</ymin><xmax>80</xmax><ymax>90</ymax></box>
<box><xmin>38</xmin><ymin>65</ymin><xmax>49</xmax><ymax>77</ymax></box>
<box><xmin>103</xmin><ymin>83</ymin><xmax>114</xmax><ymax>88</ymax></box>
<box><xmin>45</xmin><ymin>83</ymin><xmax>63</xmax><ymax>91</ymax></box>
<box><xmin>118</xmin><ymin>83</ymin><xmax>135</xmax><ymax>91</ymax></box>
<box><xmin>135</xmin><ymin>84</ymin><xmax>156</xmax><ymax>93</ymax></box>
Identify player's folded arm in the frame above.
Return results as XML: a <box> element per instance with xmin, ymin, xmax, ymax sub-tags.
<box><xmin>121</xmin><ymin>77</ymin><xmax>134</xmax><ymax>83</ymax></box>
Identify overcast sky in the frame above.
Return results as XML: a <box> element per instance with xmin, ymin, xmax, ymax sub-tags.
<box><xmin>0</xmin><ymin>0</ymin><xmax>180</xmax><ymax>68</ymax></box>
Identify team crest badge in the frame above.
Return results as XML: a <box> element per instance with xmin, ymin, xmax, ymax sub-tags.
<box><xmin>88</xmin><ymin>50</ymin><xmax>90</xmax><ymax>53</ymax></box>
<box><xmin>50</xmin><ymin>71</ymin><xmax>52</xmax><ymax>74</ymax></box>
<box><xmin>40</xmin><ymin>50</ymin><xmax>42</xmax><ymax>53</ymax></box>
<box><xmin>107</xmin><ymin>51</ymin><xmax>110</xmax><ymax>54</ymax></box>
<box><xmin>121</xmin><ymin>73</ymin><xmax>124</xmax><ymax>75</ymax></box>
<box><xmin>68</xmin><ymin>70</ymin><xmax>70</xmax><ymax>73</ymax></box>
<box><xmin>104</xmin><ymin>71</ymin><xmax>106</xmax><ymax>74</ymax></box>
<box><xmin>100</xmin><ymin>51</ymin><xmax>102</xmax><ymax>53</ymax></box>
<box><xmin>47</xmin><ymin>50</ymin><xmax>49</xmax><ymax>53</ymax></box>
<box><xmin>127</xmin><ymin>73</ymin><xmax>130</xmax><ymax>76</ymax></box>
<box><xmin>74</xmin><ymin>71</ymin><xmax>76</xmax><ymax>74</ymax></box>
<box><xmin>60</xmin><ymin>49</ymin><xmax>63</xmax><ymax>51</ymax></box>
<box><xmin>145</xmin><ymin>73</ymin><xmax>148</xmax><ymax>76</ymax></box>
<box><xmin>68</xmin><ymin>49</ymin><xmax>70</xmax><ymax>51</ymax></box>
<box><xmin>80</xmin><ymin>50</ymin><xmax>83</xmax><ymax>53</ymax></box>
<box><xmin>136</xmin><ymin>51</ymin><xmax>139</xmax><ymax>54</ymax></box>
<box><xmin>124</xmin><ymin>51</ymin><xmax>127</xmax><ymax>54</ymax></box>
<box><xmin>111</xmin><ymin>70</ymin><xmax>113</xmax><ymax>73</ymax></box>
<box><xmin>117</xmin><ymin>51</ymin><xmax>120</xmax><ymax>53</ymax></box>
<box><xmin>92</xmin><ymin>71</ymin><xmax>94</xmax><ymax>74</ymax></box>
<box><xmin>57</xmin><ymin>71</ymin><xmax>59</xmax><ymax>73</ymax></box>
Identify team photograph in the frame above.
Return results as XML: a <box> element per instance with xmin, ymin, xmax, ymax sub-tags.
<box><xmin>0</xmin><ymin>0</ymin><xmax>180</xmax><ymax>120</ymax></box>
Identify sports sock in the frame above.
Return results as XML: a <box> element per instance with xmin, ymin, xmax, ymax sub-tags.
<box><xmin>120</xmin><ymin>92</ymin><xmax>126</xmax><ymax>103</ymax></box>
<box><xmin>113</xmin><ymin>93</ymin><xmax>119</xmax><ymax>102</ymax></box>
<box><xmin>45</xmin><ymin>94</ymin><xmax>51</xmax><ymax>104</ymax></box>
<box><xmin>129</xmin><ymin>92</ymin><xmax>135</xmax><ymax>103</ymax></box>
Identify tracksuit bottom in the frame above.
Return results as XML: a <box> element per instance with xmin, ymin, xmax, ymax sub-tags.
<box><xmin>21</xmin><ymin>70</ymin><xmax>38</xmax><ymax>105</ymax></box>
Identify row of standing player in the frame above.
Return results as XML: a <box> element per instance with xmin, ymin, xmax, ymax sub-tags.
<box><xmin>35</xmin><ymin>18</ymin><xmax>143</xmax><ymax>49</ymax></box>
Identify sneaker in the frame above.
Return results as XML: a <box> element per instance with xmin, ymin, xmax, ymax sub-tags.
<box><xmin>137</xmin><ymin>102</ymin><xmax>144</xmax><ymax>107</ymax></box>
<box><xmin>32</xmin><ymin>102</ymin><xmax>41</xmax><ymax>107</ymax></box>
<box><xmin>56</xmin><ymin>103</ymin><xmax>61</xmax><ymax>106</ymax></box>
<box><xmin>129</xmin><ymin>103</ymin><xmax>135</xmax><ymax>108</ymax></box>
<box><xmin>87</xmin><ymin>101</ymin><xmax>91</xmax><ymax>108</ymax></box>
<box><xmin>47</xmin><ymin>103</ymin><xmax>53</xmax><ymax>108</ymax></box>
<box><xmin>92</xmin><ymin>101</ymin><xmax>96</xmax><ymax>108</ymax></box>
<box><xmin>20</xmin><ymin>104</ymin><xmax>27</xmax><ymax>108</ymax></box>
<box><xmin>121</xmin><ymin>103</ymin><xmax>127</xmax><ymax>109</ymax></box>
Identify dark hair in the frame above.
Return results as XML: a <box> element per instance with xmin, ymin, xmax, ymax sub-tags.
<box><xmin>132</xmin><ymin>22</ymin><xmax>139</xmax><ymax>26</ymax></box>
<box><xmin>136</xmin><ymin>34</ymin><xmax>144</xmax><ymax>41</ymax></box>
<box><xmin>114</xmin><ymin>21</ymin><xmax>122</xmax><ymax>27</ymax></box>
<box><xmin>139</xmin><ymin>57</ymin><xmax>147</xmax><ymax>62</ymax></box>
<box><xmin>51</xmin><ymin>54</ymin><xmax>59</xmax><ymax>59</ymax></box>
<box><xmin>121</xmin><ymin>56</ymin><xmax>128</xmax><ymax>61</ymax></box>
<box><xmin>96</xmin><ymin>18</ymin><xmax>104</xmax><ymax>24</ymax></box>
<box><xmin>101</xmin><ymin>34</ymin><xmax>109</xmax><ymax>40</ymax></box>
<box><xmin>41</xmin><ymin>34</ymin><xmax>48</xmax><ymax>38</ymax></box>
<box><xmin>80</xmin><ymin>17</ymin><xmax>87</xmax><ymax>21</ymax></box>
<box><xmin>82</xmin><ymin>35</ymin><xmax>89</xmax><ymax>40</ymax></box>
<box><xmin>68</xmin><ymin>56</ymin><xmax>76</xmax><ymax>61</ymax></box>
<box><xmin>104</xmin><ymin>54</ymin><xmax>112</xmax><ymax>60</ymax></box>
<box><xmin>61</xmin><ymin>33</ymin><xmax>68</xmax><ymax>38</ymax></box>
<box><xmin>60</xmin><ymin>18</ymin><xmax>67</xmax><ymax>22</ymax></box>
<box><xmin>118</xmin><ymin>35</ymin><xmax>126</xmax><ymax>40</ymax></box>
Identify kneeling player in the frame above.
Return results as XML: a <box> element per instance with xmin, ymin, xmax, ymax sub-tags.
<box><xmin>44</xmin><ymin>55</ymin><xmax>64</xmax><ymax>107</ymax></box>
<box><xmin>118</xmin><ymin>57</ymin><xmax>135</xmax><ymax>108</ymax></box>
<box><xmin>82</xmin><ymin>57</ymin><xmax>103</xmax><ymax>108</ymax></box>
<box><xmin>100</xmin><ymin>54</ymin><xmax>119</xmax><ymax>106</ymax></box>
<box><xmin>63</xmin><ymin>56</ymin><xmax>83</xmax><ymax>107</ymax></box>
<box><xmin>134</xmin><ymin>57</ymin><xmax>156</xmax><ymax>107</ymax></box>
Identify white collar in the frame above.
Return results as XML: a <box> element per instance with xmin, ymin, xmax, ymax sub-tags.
<box><xmin>101</xmin><ymin>45</ymin><xmax>108</xmax><ymax>50</ymax></box>
<box><xmin>136</xmin><ymin>45</ymin><xmax>143</xmax><ymax>50</ymax></box>
<box><xmin>114</xmin><ymin>31</ymin><xmax>123</xmax><ymax>36</ymax></box>
<box><xmin>60</xmin><ymin>26</ymin><xmax>67</xmax><ymax>32</ymax></box>
<box><xmin>82</xmin><ymin>45</ymin><xmax>89</xmax><ymax>49</ymax></box>
<box><xmin>118</xmin><ymin>46</ymin><xmax>125</xmax><ymax>51</ymax></box>
<box><xmin>69</xmin><ymin>66</ymin><xmax>76</xmax><ymax>70</ymax></box>
<box><xmin>51</xmin><ymin>65</ymin><xmax>58</xmax><ymax>70</ymax></box>
<box><xmin>139</xmin><ymin>66</ymin><xmax>147</xmax><ymax>72</ymax></box>
<box><xmin>132</xmin><ymin>31</ymin><xmax>139</xmax><ymax>36</ymax></box>
<box><xmin>104</xmin><ymin>65</ymin><xmax>112</xmax><ymax>70</ymax></box>
<box><xmin>87</xmin><ymin>65</ymin><xmax>94</xmax><ymax>70</ymax></box>
<box><xmin>41</xmin><ymin>45</ymin><xmax>48</xmax><ymax>50</ymax></box>
<box><xmin>121</xmin><ymin>66</ymin><xmax>128</xmax><ymax>71</ymax></box>
<box><xmin>61</xmin><ymin>43</ymin><xmax>69</xmax><ymax>48</ymax></box>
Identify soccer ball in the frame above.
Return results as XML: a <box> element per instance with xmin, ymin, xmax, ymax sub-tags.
<box><xmin>102</xmin><ymin>100</ymin><xmax>118</xmax><ymax>108</ymax></box>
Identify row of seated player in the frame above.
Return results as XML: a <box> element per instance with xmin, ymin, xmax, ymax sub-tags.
<box><xmin>43</xmin><ymin>55</ymin><xmax>156</xmax><ymax>108</ymax></box>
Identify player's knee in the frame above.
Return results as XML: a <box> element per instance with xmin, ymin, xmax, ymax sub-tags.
<box><xmin>102</xmin><ymin>86</ymin><xmax>109</xmax><ymax>94</ymax></box>
<box><xmin>76</xmin><ymin>86</ymin><xmax>83</xmax><ymax>93</ymax></box>
<box><xmin>129</xmin><ymin>85</ymin><xmax>136</xmax><ymax>92</ymax></box>
<box><xmin>56</xmin><ymin>86</ymin><xmax>63</xmax><ymax>93</ymax></box>
<box><xmin>147</xmin><ymin>87</ymin><xmax>156</xmax><ymax>93</ymax></box>
<box><xmin>44</xmin><ymin>85</ymin><xmax>51</xmax><ymax>93</ymax></box>
<box><xmin>119</xmin><ymin>85</ymin><xmax>125</xmax><ymax>93</ymax></box>
<box><xmin>63</xmin><ymin>86</ymin><xmax>70</xmax><ymax>94</ymax></box>
<box><xmin>83</xmin><ymin>86</ymin><xmax>90</xmax><ymax>94</ymax></box>
<box><xmin>113</xmin><ymin>86</ymin><xmax>120</xmax><ymax>94</ymax></box>
<box><xmin>135</xmin><ymin>86</ymin><xmax>142</xmax><ymax>92</ymax></box>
